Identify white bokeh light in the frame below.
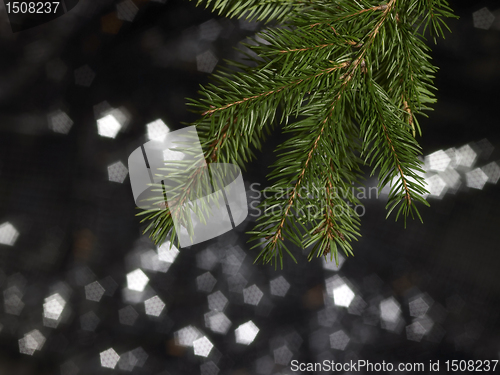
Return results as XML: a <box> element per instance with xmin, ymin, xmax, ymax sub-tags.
<box><xmin>147</xmin><ymin>119</ymin><xmax>169</xmax><ymax>142</ymax></box>
<box><xmin>108</xmin><ymin>161</ymin><xmax>129</xmax><ymax>183</ymax></box>
<box><xmin>97</xmin><ymin>114</ymin><xmax>122</xmax><ymax>139</ymax></box>
<box><xmin>126</xmin><ymin>269</ymin><xmax>149</xmax><ymax>292</ymax></box>
<box><xmin>175</xmin><ymin>325</ymin><xmax>201</xmax><ymax>347</ymax></box>
<box><xmin>43</xmin><ymin>293</ymin><xmax>66</xmax><ymax>321</ymax></box>
<box><xmin>333</xmin><ymin>283</ymin><xmax>355</xmax><ymax>308</ymax></box>
<box><xmin>0</xmin><ymin>222</ymin><xmax>19</xmax><ymax>246</ymax></box>
<box><xmin>235</xmin><ymin>321</ymin><xmax>259</xmax><ymax>345</ymax></box>
<box><xmin>100</xmin><ymin>348</ymin><xmax>120</xmax><ymax>369</ymax></box>
<box><xmin>193</xmin><ymin>336</ymin><xmax>214</xmax><ymax>357</ymax></box>
<box><xmin>144</xmin><ymin>295</ymin><xmax>166</xmax><ymax>317</ymax></box>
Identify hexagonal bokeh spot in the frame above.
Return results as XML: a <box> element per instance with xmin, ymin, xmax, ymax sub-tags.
<box><xmin>126</xmin><ymin>269</ymin><xmax>149</xmax><ymax>292</ymax></box>
<box><xmin>175</xmin><ymin>325</ymin><xmax>201</xmax><ymax>347</ymax></box>
<box><xmin>108</xmin><ymin>161</ymin><xmax>129</xmax><ymax>183</ymax></box>
<box><xmin>196</xmin><ymin>272</ymin><xmax>217</xmax><ymax>293</ymax></box>
<box><xmin>330</xmin><ymin>330</ymin><xmax>350</xmax><ymax>350</ymax></box>
<box><xmin>85</xmin><ymin>281</ymin><xmax>105</xmax><ymax>302</ymax></box>
<box><xmin>119</xmin><ymin>305</ymin><xmax>139</xmax><ymax>326</ymax></box>
<box><xmin>0</xmin><ymin>222</ymin><xmax>19</xmax><ymax>246</ymax></box>
<box><xmin>235</xmin><ymin>321</ymin><xmax>259</xmax><ymax>345</ymax></box>
<box><xmin>243</xmin><ymin>284</ymin><xmax>264</xmax><ymax>306</ymax></box>
<box><xmin>269</xmin><ymin>276</ymin><xmax>290</xmax><ymax>297</ymax></box>
<box><xmin>273</xmin><ymin>345</ymin><xmax>293</xmax><ymax>365</ymax></box>
<box><xmin>205</xmin><ymin>311</ymin><xmax>232</xmax><ymax>334</ymax></box>
<box><xmin>208</xmin><ymin>290</ymin><xmax>228</xmax><ymax>311</ymax></box>
<box><xmin>473</xmin><ymin>7</ymin><xmax>495</xmax><ymax>30</ymax></box>
<box><xmin>144</xmin><ymin>295</ymin><xmax>166</xmax><ymax>317</ymax></box>
<box><xmin>100</xmin><ymin>348</ymin><xmax>120</xmax><ymax>369</ymax></box>
<box><xmin>193</xmin><ymin>336</ymin><xmax>214</xmax><ymax>357</ymax></box>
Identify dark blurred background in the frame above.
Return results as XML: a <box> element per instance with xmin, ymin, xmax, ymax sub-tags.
<box><xmin>0</xmin><ymin>0</ymin><xmax>499</xmax><ymax>374</ymax></box>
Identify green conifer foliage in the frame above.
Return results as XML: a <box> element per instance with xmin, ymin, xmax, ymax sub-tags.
<box><xmin>138</xmin><ymin>0</ymin><xmax>457</xmax><ymax>267</ymax></box>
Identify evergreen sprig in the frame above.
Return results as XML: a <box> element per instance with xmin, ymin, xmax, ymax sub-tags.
<box><xmin>139</xmin><ymin>0</ymin><xmax>457</xmax><ymax>267</ymax></box>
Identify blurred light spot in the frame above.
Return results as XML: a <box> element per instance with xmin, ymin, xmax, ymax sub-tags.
<box><xmin>197</xmin><ymin>248</ymin><xmax>219</xmax><ymax>270</ymax></box>
<box><xmin>380</xmin><ymin>297</ymin><xmax>401</xmax><ymax>323</ymax></box>
<box><xmin>482</xmin><ymin>161</ymin><xmax>500</xmax><ymax>184</ymax></box>
<box><xmin>108</xmin><ymin>161</ymin><xmax>129</xmax><ymax>183</ymax></box>
<box><xmin>455</xmin><ymin>144</ymin><xmax>477</xmax><ymax>168</ymax></box>
<box><xmin>330</xmin><ymin>330</ymin><xmax>350</xmax><ymax>350</ymax></box>
<box><xmin>175</xmin><ymin>325</ymin><xmax>201</xmax><ymax>347</ymax></box>
<box><xmin>74</xmin><ymin>65</ymin><xmax>95</xmax><ymax>87</ymax></box>
<box><xmin>425</xmin><ymin>174</ymin><xmax>447</xmax><ymax>198</ymax></box>
<box><xmin>108</xmin><ymin>107</ymin><xmax>132</xmax><ymax>130</ymax></box>
<box><xmin>409</xmin><ymin>294</ymin><xmax>433</xmax><ymax>317</ymax></box>
<box><xmin>141</xmin><ymin>250</ymin><xmax>171</xmax><ymax>273</ymax></box>
<box><xmin>438</xmin><ymin>168</ymin><xmax>461</xmax><ymax>192</ymax></box>
<box><xmin>197</xmin><ymin>50</ymin><xmax>218</xmax><ymax>73</ymax></box>
<box><xmin>116</xmin><ymin>0</ymin><xmax>139</xmax><ymax>22</ymax></box>
<box><xmin>97</xmin><ymin>114</ymin><xmax>122</xmax><ymax>139</ymax></box>
<box><xmin>19</xmin><ymin>330</ymin><xmax>45</xmax><ymax>355</ymax></box>
<box><xmin>380</xmin><ymin>297</ymin><xmax>403</xmax><ymax>331</ymax></box>
<box><xmin>235</xmin><ymin>321</ymin><xmax>259</xmax><ymax>345</ymax></box>
<box><xmin>130</xmin><ymin>347</ymin><xmax>148</xmax><ymax>367</ymax></box>
<box><xmin>145</xmin><ymin>295</ymin><xmax>166</xmax><ymax>317</ymax></box>
<box><xmin>476</xmin><ymin>138</ymin><xmax>495</xmax><ymax>159</ymax></box>
<box><xmin>4</xmin><ymin>286</ymin><xmax>24</xmax><ymax>315</ymax></box>
<box><xmin>119</xmin><ymin>305</ymin><xmax>139</xmax><ymax>326</ymax></box>
<box><xmin>333</xmin><ymin>283</ymin><xmax>355</xmax><ymax>308</ymax></box>
<box><xmin>406</xmin><ymin>321</ymin><xmax>426</xmax><ymax>342</ymax></box>
<box><xmin>222</xmin><ymin>245</ymin><xmax>246</xmax><ymax>275</ymax></box>
<box><xmin>205</xmin><ymin>311</ymin><xmax>232</xmax><ymax>334</ymax></box>
<box><xmin>465</xmin><ymin>168</ymin><xmax>488</xmax><ymax>189</ymax></box>
<box><xmin>157</xmin><ymin>241</ymin><xmax>179</xmax><ymax>264</ymax></box>
<box><xmin>43</xmin><ymin>293</ymin><xmax>66</xmax><ymax>321</ymax></box>
<box><xmin>273</xmin><ymin>345</ymin><xmax>293</xmax><ymax>365</ymax></box>
<box><xmin>243</xmin><ymin>284</ymin><xmax>264</xmax><ymax>306</ymax></box>
<box><xmin>201</xmin><ymin>361</ymin><xmax>220</xmax><ymax>375</ymax></box>
<box><xmin>0</xmin><ymin>222</ymin><xmax>19</xmax><ymax>246</ymax></box>
<box><xmin>117</xmin><ymin>350</ymin><xmax>138</xmax><ymax>371</ymax></box>
<box><xmin>323</xmin><ymin>253</ymin><xmax>345</xmax><ymax>271</ymax></box>
<box><xmin>127</xmin><ymin>269</ymin><xmax>149</xmax><ymax>292</ymax></box>
<box><xmin>347</xmin><ymin>295</ymin><xmax>367</xmax><ymax>315</ymax></box>
<box><xmin>84</xmin><ymin>281</ymin><xmax>105</xmax><ymax>302</ymax></box>
<box><xmin>100</xmin><ymin>348</ymin><xmax>120</xmax><ymax>369</ymax></box>
<box><xmin>193</xmin><ymin>336</ymin><xmax>213</xmax><ymax>357</ymax></box>
<box><xmin>197</xmin><ymin>272</ymin><xmax>217</xmax><ymax>293</ymax></box>
<box><xmin>48</xmin><ymin>110</ymin><xmax>73</xmax><ymax>134</ymax></box>
<box><xmin>426</xmin><ymin>150</ymin><xmax>451</xmax><ymax>172</ymax></box>
<box><xmin>270</xmin><ymin>276</ymin><xmax>290</xmax><ymax>297</ymax></box>
<box><xmin>208</xmin><ymin>290</ymin><xmax>228</xmax><ymax>311</ymax></box>
<box><xmin>147</xmin><ymin>119</ymin><xmax>169</xmax><ymax>142</ymax></box>
<box><xmin>80</xmin><ymin>311</ymin><xmax>100</xmax><ymax>331</ymax></box>
<box><xmin>473</xmin><ymin>7</ymin><xmax>495</xmax><ymax>30</ymax></box>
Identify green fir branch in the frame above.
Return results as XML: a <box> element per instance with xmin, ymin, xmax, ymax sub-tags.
<box><xmin>139</xmin><ymin>0</ymin><xmax>457</xmax><ymax>267</ymax></box>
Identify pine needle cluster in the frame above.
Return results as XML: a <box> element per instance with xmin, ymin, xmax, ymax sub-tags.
<box><xmin>139</xmin><ymin>0</ymin><xmax>457</xmax><ymax>267</ymax></box>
